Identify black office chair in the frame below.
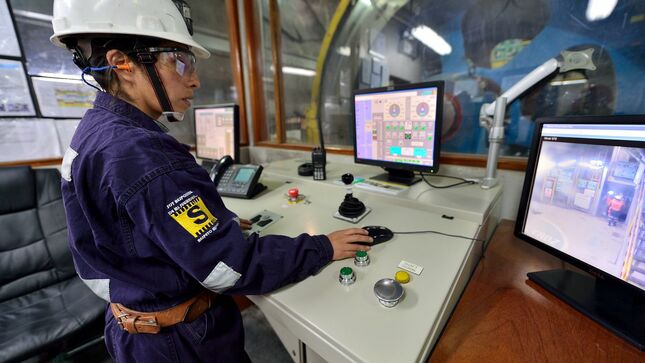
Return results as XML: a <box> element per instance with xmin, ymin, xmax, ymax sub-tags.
<box><xmin>0</xmin><ymin>166</ymin><xmax>105</xmax><ymax>362</ymax></box>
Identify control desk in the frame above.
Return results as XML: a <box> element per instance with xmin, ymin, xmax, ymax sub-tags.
<box><xmin>221</xmin><ymin>159</ymin><xmax>502</xmax><ymax>363</ymax></box>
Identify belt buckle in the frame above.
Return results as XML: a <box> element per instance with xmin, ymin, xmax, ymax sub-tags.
<box><xmin>116</xmin><ymin>313</ymin><xmax>161</xmax><ymax>334</ymax></box>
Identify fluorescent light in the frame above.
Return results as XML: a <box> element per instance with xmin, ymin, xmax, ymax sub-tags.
<box><xmin>282</xmin><ymin>66</ymin><xmax>316</xmax><ymax>77</ymax></box>
<box><xmin>368</xmin><ymin>49</ymin><xmax>385</xmax><ymax>60</ymax></box>
<box><xmin>549</xmin><ymin>79</ymin><xmax>588</xmax><ymax>86</ymax></box>
<box><xmin>33</xmin><ymin>76</ymin><xmax>84</xmax><ymax>84</ymax></box>
<box><xmin>411</xmin><ymin>25</ymin><xmax>452</xmax><ymax>56</ymax></box>
<box><xmin>12</xmin><ymin>9</ymin><xmax>53</xmax><ymax>22</ymax></box>
<box><xmin>269</xmin><ymin>65</ymin><xmax>316</xmax><ymax>77</ymax></box>
<box><xmin>337</xmin><ymin>46</ymin><xmax>351</xmax><ymax>57</ymax></box>
<box><xmin>359</xmin><ymin>0</ymin><xmax>372</xmax><ymax>7</ymax></box>
<box><xmin>35</xmin><ymin>73</ymin><xmax>82</xmax><ymax>81</ymax></box>
<box><xmin>586</xmin><ymin>0</ymin><xmax>618</xmax><ymax>21</ymax></box>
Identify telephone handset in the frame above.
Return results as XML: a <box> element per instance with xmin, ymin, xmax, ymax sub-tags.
<box><xmin>209</xmin><ymin>155</ymin><xmax>266</xmax><ymax>199</ymax></box>
<box><xmin>209</xmin><ymin>155</ymin><xmax>234</xmax><ymax>185</ymax></box>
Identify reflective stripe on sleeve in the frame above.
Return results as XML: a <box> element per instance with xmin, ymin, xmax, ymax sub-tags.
<box><xmin>200</xmin><ymin>261</ymin><xmax>242</xmax><ymax>292</ymax></box>
<box><xmin>61</xmin><ymin>147</ymin><xmax>78</xmax><ymax>182</ymax></box>
<box><xmin>80</xmin><ymin>277</ymin><xmax>111</xmax><ymax>302</ymax></box>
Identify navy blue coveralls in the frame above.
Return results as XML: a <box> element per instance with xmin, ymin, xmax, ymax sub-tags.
<box><xmin>61</xmin><ymin>92</ymin><xmax>334</xmax><ymax>362</ymax></box>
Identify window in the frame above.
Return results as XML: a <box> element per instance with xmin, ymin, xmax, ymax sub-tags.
<box><xmin>258</xmin><ymin>0</ymin><xmax>645</xmax><ymax>157</ymax></box>
<box><xmin>257</xmin><ymin>0</ymin><xmax>339</xmax><ymax>145</ymax></box>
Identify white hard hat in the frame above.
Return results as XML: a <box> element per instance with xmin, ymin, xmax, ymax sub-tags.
<box><xmin>50</xmin><ymin>0</ymin><xmax>210</xmax><ymax>59</ymax></box>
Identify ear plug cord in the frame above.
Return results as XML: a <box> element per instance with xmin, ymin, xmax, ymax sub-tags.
<box><xmin>81</xmin><ymin>64</ymin><xmax>132</xmax><ymax>91</ymax></box>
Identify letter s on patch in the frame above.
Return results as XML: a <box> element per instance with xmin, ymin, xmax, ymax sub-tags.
<box><xmin>170</xmin><ymin>196</ymin><xmax>218</xmax><ymax>239</ymax></box>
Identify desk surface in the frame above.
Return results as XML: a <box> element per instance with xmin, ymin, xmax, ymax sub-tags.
<box><xmin>430</xmin><ymin>220</ymin><xmax>645</xmax><ymax>362</ymax></box>
<box><xmin>224</xmin><ymin>175</ymin><xmax>480</xmax><ymax>363</ymax></box>
<box><xmin>261</xmin><ymin>159</ymin><xmax>501</xmax><ymax>225</ymax></box>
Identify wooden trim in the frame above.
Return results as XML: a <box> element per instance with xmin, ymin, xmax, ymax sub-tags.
<box><xmin>268</xmin><ymin>0</ymin><xmax>285</xmax><ymax>143</ymax></box>
<box><xmin>256</xmin><ymin>141</ymin><xmax>353</xmax><ymax>155</ymax></box>
<box><xmin>226</xmin><ymin>0</ymin><xmax>249</xmax><ymax>145</ymax></box>
<box><xmin>440</xmin><ymin>153</ymin><xmax>528</xmax><ymax>171</ymax></box>
<box><xmin>242</xmin><ymin>0</ymin><xmax>267</xmax><ymax>143</ymax></box>
<box><xmin>0</xmin><ymin>158</ymin><xmax>63</xmax><ymax>168</ymax></box>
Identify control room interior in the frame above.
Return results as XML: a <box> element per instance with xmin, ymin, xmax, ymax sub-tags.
<box><xmin>1</xmin><ymin>0</ymin><xmax>645</xmax><ymax>362</ymax></box>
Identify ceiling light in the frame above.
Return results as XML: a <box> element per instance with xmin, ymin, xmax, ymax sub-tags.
<box><xmin>585</xmin><ymin>0</ymin><xmax>618</xmax><ymax>21</ymax></box>
<box><xmin>411</xmin><ymin>25</ymin><xmax>452</xmax><ymax>56</ymax></box>
<box><xmin>282</xmin><ymin>66</ymin><xmax>316</xmax><ymax>77</ymax></box>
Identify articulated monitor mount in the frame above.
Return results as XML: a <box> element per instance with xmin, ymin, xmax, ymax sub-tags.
<box><xmin>479</xmin><ymin>48</ymin><xmax>596</xmax><ymax>189</ymax></box>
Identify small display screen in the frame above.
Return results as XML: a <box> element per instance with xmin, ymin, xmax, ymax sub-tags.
<box><xmin>234</xmin><ymin>168</ymin><xmax>255</xmax><ymax>183</ymax></box>
<box><xmin>195</xmin><ymin>106</ymin><xmax>236</xmax><ymax>160</ymax></box>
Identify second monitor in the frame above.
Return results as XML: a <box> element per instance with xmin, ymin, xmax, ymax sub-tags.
<box><xmin>353</xmin><ymin>81</ymin><xmax>443</xmax><ymax>185</ymax></box>
<box><xmin>194</xmin><ymin>104</ymin><xmax>240</xmax><ymax>168</ymax></box>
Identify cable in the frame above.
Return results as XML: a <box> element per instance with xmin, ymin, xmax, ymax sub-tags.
<box><xmin>392</xmin><ymin>230</ymin><xmax>486</xmax><ymax>243</ymax></box>
<box><xmin>81</xmin><ymin>65</ymin><xmax>131</xmax><ymax>92</ymax></box>
<box><xmin>420</xmin><ymin>173</ymin><xmax>476</xmax><ymax>189</ymax></box>
<box><xmin>81</xmin><ymin>66</ymin><xmax>114</xmax><ymax>92</ymax></box>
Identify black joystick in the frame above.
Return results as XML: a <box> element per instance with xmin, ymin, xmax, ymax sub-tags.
<box><xmin>342</xmin><ymin>173</ymin><xmax>354</xmax><ymax>185</ymax></box>
<box><xmin>338</xmin><ymin>173</ymin><xmax>366</xmax><ymax>218</ymax></box>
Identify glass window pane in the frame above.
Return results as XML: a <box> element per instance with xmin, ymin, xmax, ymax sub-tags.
<box><xmin>257</xmin><ymin>0</ymin><xmax>338</xmax><ymax>144</ymax></box>
<box><xmin>317</xmin><ymin>0</ymin><xmax>645</xmax><ymax>156</ymax></box>
<box><xmin>258</xmin><ymin>0</ymin><xmax>277</xmax><ymax>142</ymax></box>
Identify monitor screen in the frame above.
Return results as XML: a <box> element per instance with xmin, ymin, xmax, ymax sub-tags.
<box><xmin>194</xmin><ymin>105</ymin><xmax>239</xmax><ymax>162</ymax></box>
<box><xmin>353</xmin><ymin>81</ymin><xmax>443</xmax><ymax>183</ymax></box>
<box><xmin>517</xmin><ymin>118</ymin><xmax>645</xmax><ymax>291</ymax></box>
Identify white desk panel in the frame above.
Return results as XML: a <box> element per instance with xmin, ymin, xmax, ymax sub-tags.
<box><xmin>223</xmin><ymin>178</ymin><xmax>480</xmax><ymax>363</ymax></box>
<box><xmin>257</xmin><ymin>159</ymin><xmax>502</xmax><ymax>225</ymax></box>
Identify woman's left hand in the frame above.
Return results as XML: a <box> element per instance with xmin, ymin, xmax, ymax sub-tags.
<box><xmin>240</xmin><ymin>218</ymin><xmax>253</xmax><ymax>230</ymax></box>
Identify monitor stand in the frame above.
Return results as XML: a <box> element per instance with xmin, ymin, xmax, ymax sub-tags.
<box><xmin>370</xmin><ymin>168</ymin><xmax>421</xmax><ymax>186</ymax></box>
<box><xmin>528</xmin><ymin>269</ymin><xmax>645</xmax><ymax>351</ymax></box>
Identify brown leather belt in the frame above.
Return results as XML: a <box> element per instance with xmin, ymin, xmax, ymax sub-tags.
<box><xmin>110</xmin><ymin>290</ymin><xmax>217</xmax><ymax>334</ymax></box>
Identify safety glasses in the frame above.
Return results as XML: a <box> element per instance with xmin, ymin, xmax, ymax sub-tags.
<box><xmin>131</xmin><ymin>47</ymin><xmax>197</xmax><ymax>78</ymax></box>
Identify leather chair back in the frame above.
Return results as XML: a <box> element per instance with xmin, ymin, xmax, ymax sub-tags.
<box><xmin>0</xmin><ymin>166</ymin><xmax>76</xmax><ymax>302</ymax></box>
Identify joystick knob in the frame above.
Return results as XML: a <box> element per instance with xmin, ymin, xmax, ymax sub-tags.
<box><xmin>342</xmin><ymin>173</ymin><xmax>354</xmax><ymax>185</ymax></box>
<box><xmin>288</xmin><ymin>188</ymin><xmax>299</xmax><ymax>201</ymax></box>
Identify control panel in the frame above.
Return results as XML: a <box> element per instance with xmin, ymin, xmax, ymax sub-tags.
<box><xmin>243</xmin><ymin>209</ymin><xmax>283</xmax><ymax>236</ymax></box>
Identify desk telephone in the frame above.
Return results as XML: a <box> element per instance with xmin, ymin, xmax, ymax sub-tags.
<box><xmin>209</xmin><ymin>155</ymin><xmax>266</xmax><ymax>199</ymax></box>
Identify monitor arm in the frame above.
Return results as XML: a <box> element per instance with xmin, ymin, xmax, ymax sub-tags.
<box><xmin>479</xmin><ymin>48</ymin><xmax>596</xmax><ymax>189</ymax></box>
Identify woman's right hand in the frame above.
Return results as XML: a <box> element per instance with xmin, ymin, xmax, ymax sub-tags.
<box><xmin>326</xmin><ymin>228</ymin><xmax>373</xmax><ymax>260</ymax></box>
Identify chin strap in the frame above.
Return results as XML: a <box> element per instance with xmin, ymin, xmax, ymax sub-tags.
<box><xmin>135</xmin><ymin>51</ymin><xmax>184</xmax><ymax>122</ymax></box>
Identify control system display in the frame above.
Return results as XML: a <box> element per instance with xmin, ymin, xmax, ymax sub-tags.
<box><xmin>195</xmin><ymin>106</ymin><xmax>237</xmax><ymax>161</ymax></box>
<box><xmin>355</xmin><ymin>86</ymin><xmax>439</xmax><ymax>168</ymax></box>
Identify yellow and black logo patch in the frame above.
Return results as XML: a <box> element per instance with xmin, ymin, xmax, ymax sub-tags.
<box><xmin>170</xmin><ymin>196</ymin><xmax>217</xmax><ymax>239</ymax></box>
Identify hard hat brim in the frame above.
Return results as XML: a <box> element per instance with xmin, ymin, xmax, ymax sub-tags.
<box><xmin>50</xmin><ymin>30</ymin><xmax>210</xmax><ymax>59</ymax></box>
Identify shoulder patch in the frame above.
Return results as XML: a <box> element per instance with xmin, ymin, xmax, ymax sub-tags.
<box><xmin>167</xmin><ymin>192</ymin><xmax>218</xmax><ymax>241</ymax></box>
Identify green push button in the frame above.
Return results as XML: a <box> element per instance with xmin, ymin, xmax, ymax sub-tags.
<box><xmin>356</xmin><ymin>251</ymin><xmax>367</xmax><ymax>258</ymax></box>
<box><xmin>340</xmin><ymin>267</ymin><xmax>353</xmax><ymax>276</ymax></box>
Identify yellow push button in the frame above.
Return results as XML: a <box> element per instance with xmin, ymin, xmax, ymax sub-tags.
<box><xmin>395</xmin><ymin>270</ymin><xmax>410</xmax><ymax>284</ymax></box>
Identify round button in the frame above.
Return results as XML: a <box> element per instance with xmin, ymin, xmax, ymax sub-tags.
<box><xmin>373</xmin><ymin>278</ymin><xmax>404</xmax><ymax>307</ymax></box>
<box><xmin>339</xmin><ymin>267</ymin><xmax>356</xmax><ymax>285</ymax></box>
<box><xmin>394</xmin><ymin>270</ymin><xmax>410</xmax><ymax>284</ymax></box>
<box><xmin>288</xmin><ymin>188</ymin><xmax>299</xmax><ymax>198</ymax></box>
<box><xmin>354</xmin><ymin>251</ymin><xmax>370</xmax><ymax>267</ymax></box>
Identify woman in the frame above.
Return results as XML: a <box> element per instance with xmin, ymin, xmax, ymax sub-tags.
<box><xmin>51</xmin><ymin>1</ymin><xmax>372</xmax><ymax>361</ymax></box>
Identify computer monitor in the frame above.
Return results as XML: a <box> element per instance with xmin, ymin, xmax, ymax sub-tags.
<box><xmin>353</xmin><ymin>81</ymin><xmax>443</xmax><ymax>185</ymax></box>
<box><xmin>515</xmin><ymin>115</ymin><xmax>645</xmax><ymax>350</ymax></box>
<box><xmin>194</xmin><ymin>104</ymin><xmax>240</xmax><ymax>163</ymax></box>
